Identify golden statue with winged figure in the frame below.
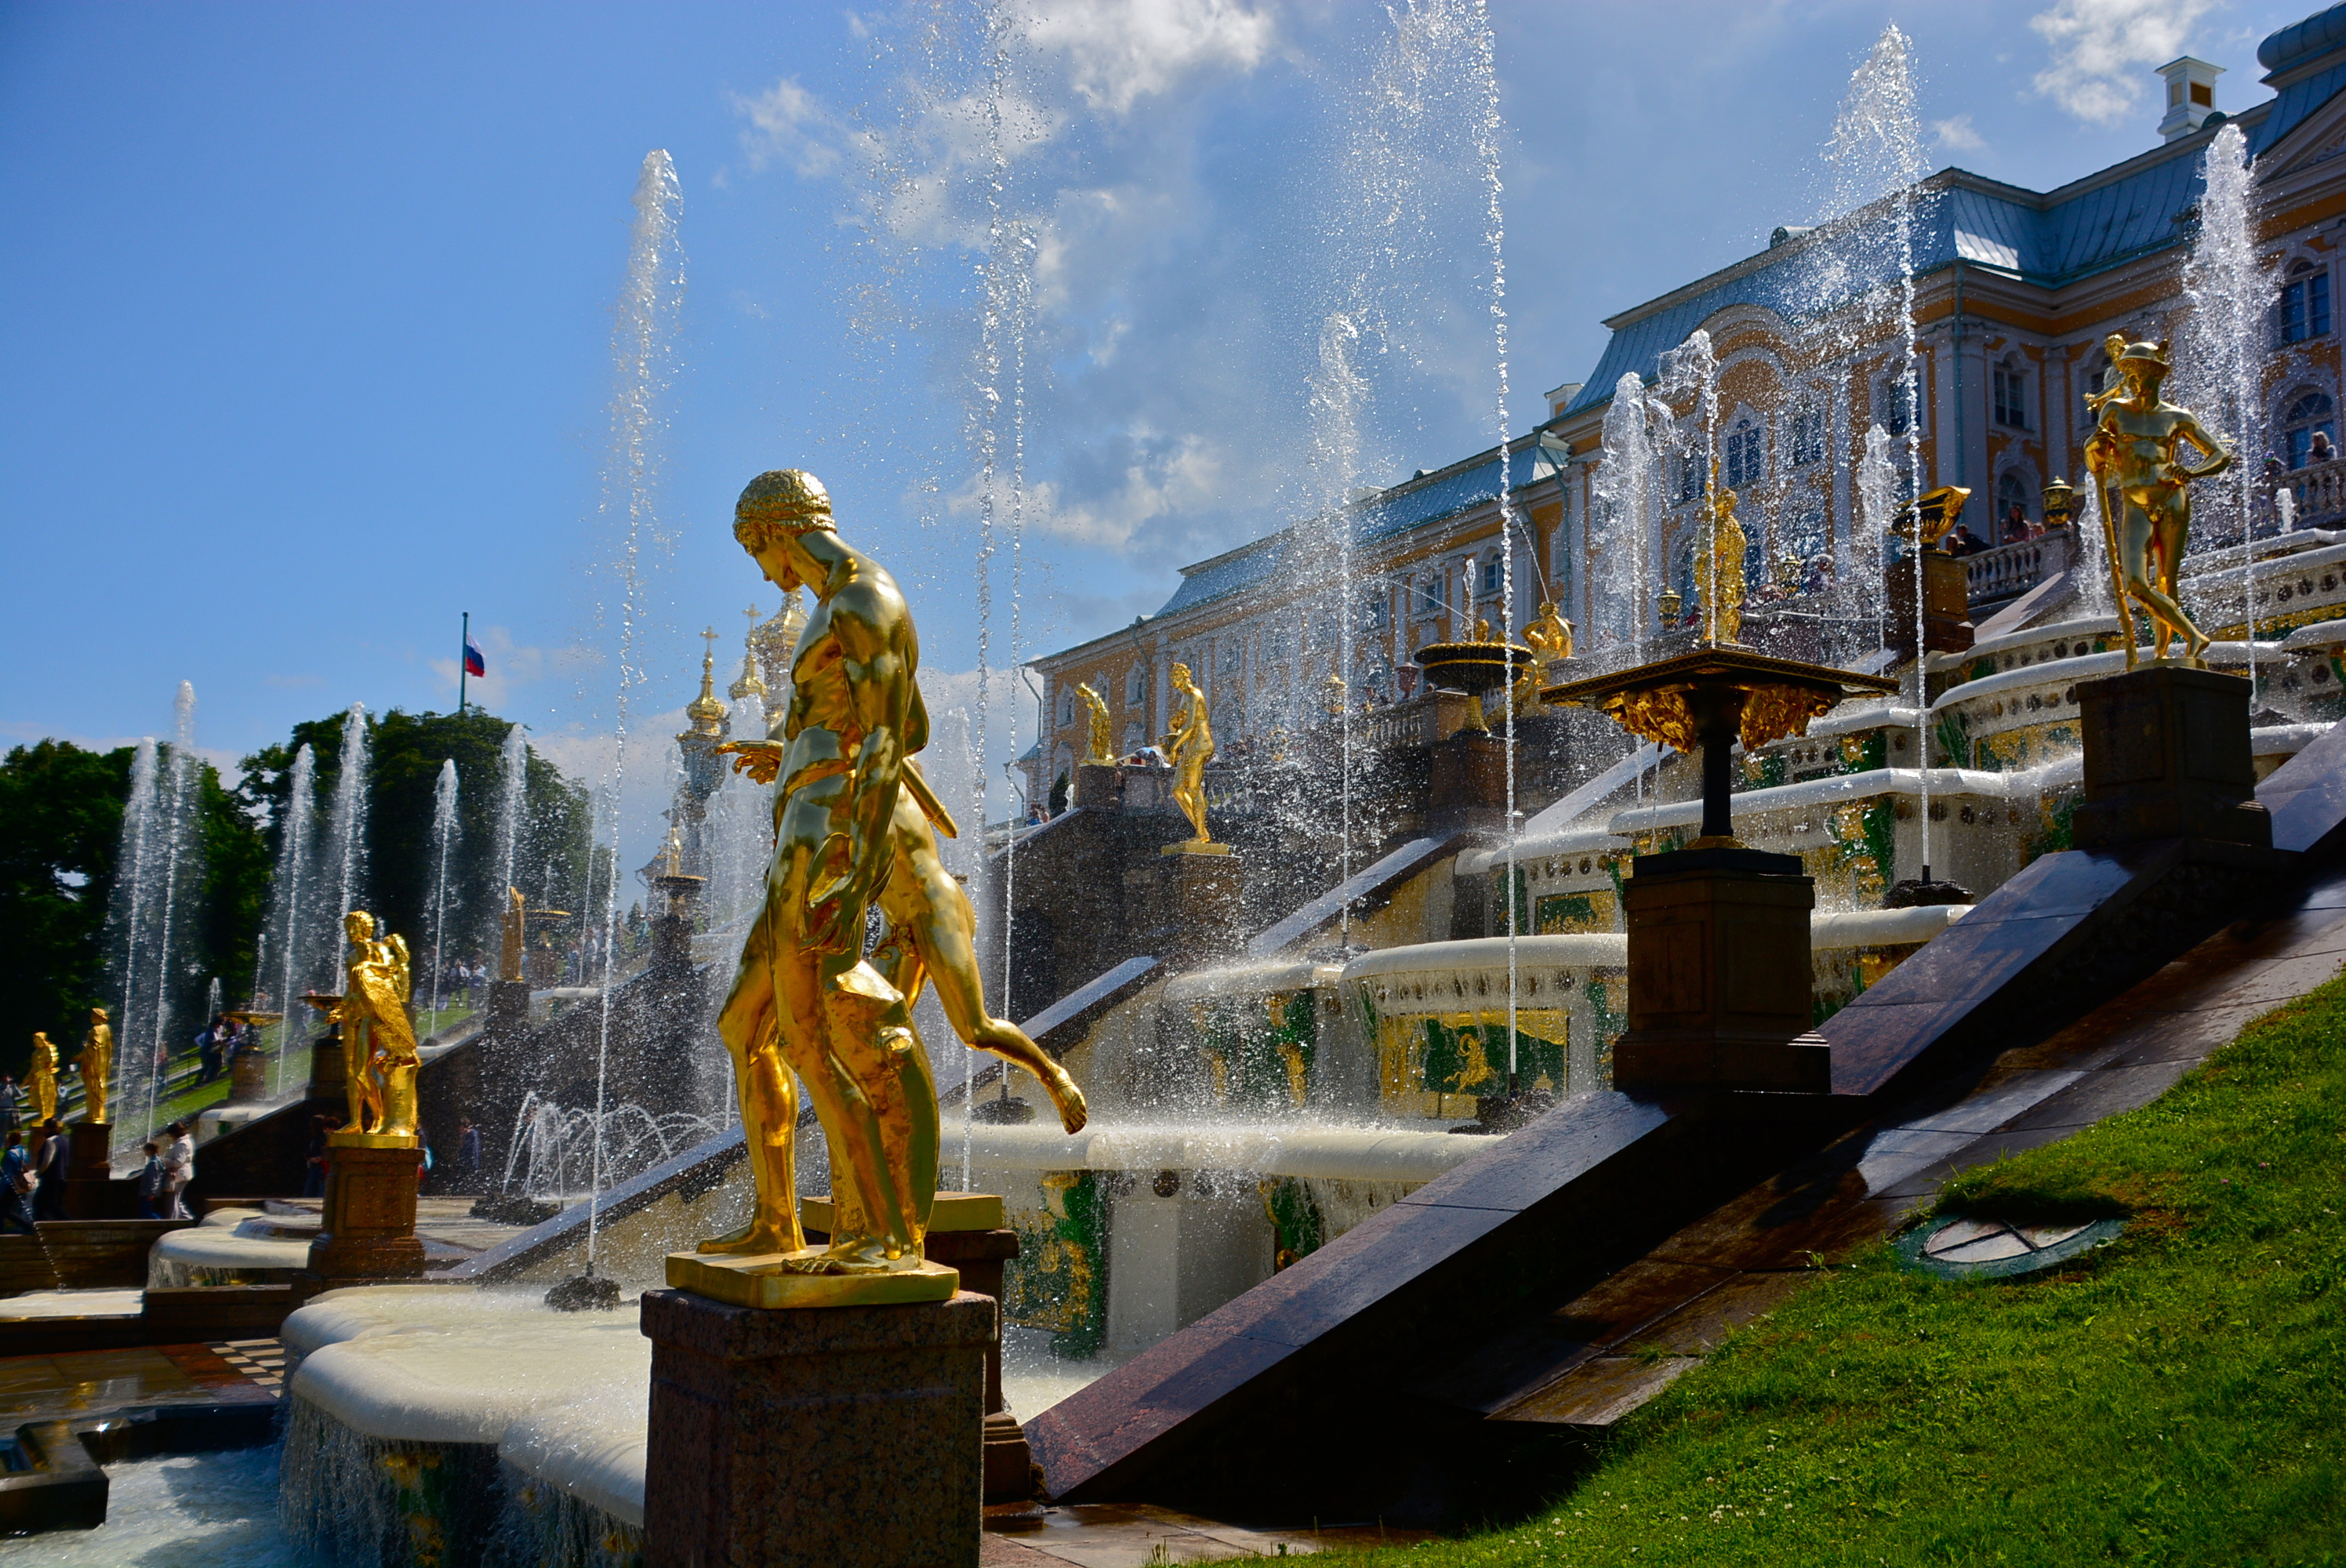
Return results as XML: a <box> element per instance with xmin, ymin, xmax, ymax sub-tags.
<box><xmin>2083</xmin><ymin>333</ymin><xmax>2234</xmax><ymax>665</ymax></box>
<box><xmin>319</xmin><ymin>911</ymin><xmax>421</xmax><ymax>1143</ymax></box>
<box><xmin>1162</xmin><ymin>662</ymin><xmax>1218</xmax><ymax>851</ymax></box>
<box><xmin>1076</xmin><ymin>682</ymin><xmax>1116</xmax><ymax>768</ymax></box>
<box><xmin>706</xmin><ymin>470</ymin><xmax>1083</xmax><ymax>1293</ymax></box>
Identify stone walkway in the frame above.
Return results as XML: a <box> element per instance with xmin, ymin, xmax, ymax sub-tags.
<box><xmin>0</xmin><ymin>1342</ymin><xmax>278</xmax><ymax>1426</ymax></box>
<box><xmin>982</xmin><ymin>1501</ymin><xmax>1424</xmax><ymax>1563</ymax></box>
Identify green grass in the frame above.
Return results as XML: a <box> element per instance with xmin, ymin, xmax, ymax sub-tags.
<box><xmin>1287</xmin><ymin>967</ymin><xmax>2346</xmax><ymax>1566</ymax></box>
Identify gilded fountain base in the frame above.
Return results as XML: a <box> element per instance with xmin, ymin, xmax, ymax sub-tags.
<box><xmin>666</xmin><ymin>1251</ymin><xmax>960</xmax><ymax>1312</ymax></box>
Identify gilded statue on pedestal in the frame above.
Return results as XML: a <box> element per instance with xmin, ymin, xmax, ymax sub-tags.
<box><xmin>1162</xmin><ymin>661</ymin><xmax>1217</xmax><ymax>850</ymax></box>
<box><xmin>499</xmin><ymin>887</ymin><xmax>525</xmax><ymax>982</ymax></box>
<box><xmin>1077</xmin><ymin>682</ymin><xmax>1116</xmax><ymax>768</ymax></box>
<box><xmin>1690</xmin><ymin>463</ymin><xmax>1748</xmax><ymax>647</ymax></box>
<box><xmin>2083</xmin><ymin>334</ymin><xmax>2234</xmax><ymax>665</ymax></box>
<box><xmin>706</xmin><ymin>469</ymin><xmax>1082</xmax><ymax>1287</ymax></box>
<box><xmin>1525</xmin><ymin>601</ymin><xmax>1574</xmax><ymax>662</ymax></box>
<box><xmin>320</xmin><ymin>911</ymin><xmax>421</xmax><ymax>1143</ymax></box>
<box><xmin>25</xmin><ymin>1033</ymin><xmax>56</xmax><ymax>1125</ymax></box>
<box><xmin>75</xmin><ymin>1008</ymin><xmax>111</xmax><ymax>1126</ymax></box>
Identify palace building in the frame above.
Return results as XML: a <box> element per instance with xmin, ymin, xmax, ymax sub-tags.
<box><xmin>1021</xmin><ymin>7</ymin><xmax>2346</xmax><ymax>814</ymax></box>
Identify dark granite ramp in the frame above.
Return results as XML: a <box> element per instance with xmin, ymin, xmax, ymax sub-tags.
<box><xmin>1026</xmin><ymin>722</ymin><xmax>2346</xmax><ymax>1513</ymax></box>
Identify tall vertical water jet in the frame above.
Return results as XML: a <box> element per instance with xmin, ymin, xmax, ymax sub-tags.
<box><xmin>2177</xmin><ymin>122</ymin><xmax>2271</xmax><ymax>678</ymax></box>
<box><xmin>488</xmin><ymin>723</ymin><xmax>528</xmax><ymax>978</ymax></box>
<box><xmin>426</xmin><ymin>759</ymin><xmax>459</xmax><ymax>1025</ymax></box>
<box><xmin>583</xmin><ymin>148</ymin><xmax>683</xmax><ymax>1280</ymax></box>
<box><xmin>128</xmin><ymin>683</ymin><xmax>202</xmax><ymax>1157</ymax></box>
<box><xmin>261</xmin><ymin>743</ymin><xmax>317</xmax><ymax>1097</ymax></box>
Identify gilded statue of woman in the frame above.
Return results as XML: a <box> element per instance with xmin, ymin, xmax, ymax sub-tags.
<box><xmin>2083</xmin><ymin>335</ymin><xmax>2233</xmax><ymax>664</ymax></box>
<box><xmin>1690</xmin><ymin>463</ymin><xmax>1748</xmax><ymax>647</ymax></box>
<box><xmin>75</xmin><ymin>1008</ymin><xmax>111</xmax><ymax>1126</ymax></box>
<box><xmin>25</xmin><ymin>1033</ymin><xmax>57</xmax><ymax>1125</ymax></box>
<box><xmin>1077</xmin><ymin>682</ymin><xmax>1116</xmax><ymax>768</ymax></box>
<box><xmin>1161</xmin><ymin>662</ymin><xmax>1216</xmax><ymax>849</ymax></box>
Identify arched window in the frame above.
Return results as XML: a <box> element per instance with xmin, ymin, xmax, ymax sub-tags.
<box><xmin>1724</xmin><ymin>415</ymin><xmax>1764</xmax><ymax>488</ymax></box>
<box><xmin>1789</xmin><ymin>401</ymin><xmax>1825</xmax><ymax>466</ymax></box>
<box><xmin>1993</xmin><ymin>354</ymin><xmax>2028</xmax><ymax>430</ymax></box>
<box><xmin>1479</xmin><ymin>552</ymin><xmax>1504</xmax><ymax>598</ymax></box>
<box><xmin>2282</xmin><ymin>261</ymin><xmax>2331</xmax><ymax>344</ymax></box>
<box><xmin>1126</xmin><ymin>664</ymin><xmax>1146</xmax><ymax>704</ymax></box>
<box><xmin>2285</xmin><ymin>390</ymin><xmax>2336</xmax><ymax>468</ymax></box>
<box><xmin>1996</xmin><ymin>470</ymin><xmax>2034</xmax><ymax>539</ymax></box>
<box><xmin>1058</xmin><ymin>688</ymin><xmax>1073</xmax><ymax>728</ymax></box>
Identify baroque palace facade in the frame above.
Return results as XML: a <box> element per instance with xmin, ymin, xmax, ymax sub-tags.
<box><xmin>1022</xmin><ymin>6</ymin><xmax>2346</xmax><ymax>808</ymax></box>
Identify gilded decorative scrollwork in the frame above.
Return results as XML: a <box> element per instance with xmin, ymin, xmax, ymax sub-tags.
<box><xmin>1737</xmin><ymin>683</ymin><xmax>1838</xmax><ymax>751</ymax></box>
<box><xmin>1599</xmin><ymin>686</ymin><xmax>1699</xmax><ymax>753</ymax></box>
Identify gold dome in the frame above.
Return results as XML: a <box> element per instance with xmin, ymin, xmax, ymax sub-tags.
<box><xmin>682</xmin><ymin>630</ymin><xmax>728</xmax><ymax>739</ymax></box>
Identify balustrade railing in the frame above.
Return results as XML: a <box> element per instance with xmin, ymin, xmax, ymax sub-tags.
<box><xmin>2282</xmin><ymin>457</ymin><xmax>2346</xmax><ymax>529</ymax></box>
<box><xmin>1963</xmin><ymin>529</ymin><xmax>2072</xmax><ymax>609</ymax></box>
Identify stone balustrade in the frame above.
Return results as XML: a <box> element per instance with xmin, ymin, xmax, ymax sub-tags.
<box><xmin>2282</xmin><ymin>456</ymin><xmax>2346</xmax><ymax>528</ymax></box>
<box><xmin>1964</xmin><ymin>528</ymin><xmax>2073</xmax><ymax>610</ymax></box>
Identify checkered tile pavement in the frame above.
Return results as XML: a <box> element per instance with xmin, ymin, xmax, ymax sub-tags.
<box><xmin>205</xmin><ymin>1338</ymin><xmax>285</xmax><ymax>1395</ymax></box>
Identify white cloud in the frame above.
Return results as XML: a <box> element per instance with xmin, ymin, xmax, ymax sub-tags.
<box><xmin>2029</xmin><ymin>0</ymin><xmax>2214</xmax><ymax>125</ymax></box>
<box><xmin>1932</xmin><ymin>114</ymin><xmax>1986</xmax><ymax>152</ymax></box>
<box><xmin>1023</xmin><ymin>0</ymin><xmax>1277</xmax><ymax>116</ymax></box>
<box><xmin>951</xmin><ymin>428</ymin><xmax>1225</xmax><ymax>551</ymax></box>
<box><xmin>733</xmin><ymin>75</ymin><xmax>866</xmax><ymax>177</ymax></box>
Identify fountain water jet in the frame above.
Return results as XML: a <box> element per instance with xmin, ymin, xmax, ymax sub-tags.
<box><xmin>426</xmin><ymin>758</ymin><xmax>459</xmax><ymax>1025</ymax></box>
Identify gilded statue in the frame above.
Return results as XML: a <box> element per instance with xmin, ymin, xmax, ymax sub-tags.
<box><xmin>1161</xmin><ymin>661</ymin><xmax>1217</xmax><ymax>850</ymax></box>
<box><xmin>75</xmin><ymin>1007</ymin><xmax>111</xmax><ymax>1126</ymax></box>
<box><xmin>25</xmin><ymin>1033</ymin><xmax>56</xmax><ymax>1125</ymax></box>
<box><xmin>2083</xmin><ymin>334</ymin><xmax>2234</xmax><ymax>665</ymax></box>
<box><xmin>709</xmin><ymin>468</ymin><xmax>1077</xmax><ymax>1279</ymax></box>
<box><xmin>1525</xmin><ymin>601</ymin><xmax>1575</xmax><ymax>662</ymax></box>
<box><xmin>499</xmin><ymin>887</ymin><xmax>525</xmax><ymax>982</ymax></box>
<box><xmin>321</xmin><ymin>911</ymin><xmax>421</xmax><ymax>1142</ymax></box>
<box><xmin>1690</xmin><ymin>462</ymin><xmax>1748</xmax><ymax>647</ymax></box>
<box><xmin>1076</xmin><ymin>682</ymin><xmax>1116</xmax><ymax>768</ymax></box>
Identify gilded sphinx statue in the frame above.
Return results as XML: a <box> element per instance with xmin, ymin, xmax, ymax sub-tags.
<box><xmin>75</xmin><ymin>1008</ymin><xmax>111</xmax><ymax>1126</ymax></box>
<box><xmin>2083</xmin><ymin>334</ymin><xmax>2233</xmax><ymax>665</ymax></box>
<box><xmin>706</xmin><ymin>469</ymin><xmax>1081</xmax><ymax>1285</ymax></box>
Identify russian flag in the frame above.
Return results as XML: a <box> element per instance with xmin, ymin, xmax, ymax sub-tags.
<box><xmin>463</xmin><ymin>638</ymin><xmax>486</xmax><ymax>678</ymax></box>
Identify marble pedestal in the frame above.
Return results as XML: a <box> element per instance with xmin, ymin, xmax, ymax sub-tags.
<box><xmin>1155</xmin><ymin>845</ymin><xmax>1241</xmax><ymax>967</ymax></box>
<box><xmin>1614</xmin><ymin>846</ymin><xmax>1830</xmax><ymax>1093</ymax></box>
<box><xmin>303</xmin><ymin>1138</ymin><xmax>425</xmax><ymax>1285</ymax></box>
<box><xmin>642</xmin><ymin>1288</ymin><xmax>994</xmax><ymax>1567</ymax></box>
<box><xmin>59</xmin><ymin>1123</ymin><xmax>117</xmax><ymax>1219</ymax></box>
<box><xmin>2073</xmin><ymin>665</ymin><xmax>2271</xmax><ymax>851</ymax></box>
<box><xmin>1072</xmin><ymin>762</ymin><xmax>1119</xmax><ymax>812</ymax></box>
<box><xmin>1427</xmin><ymin>728</ymin><xmax>1507</xmax><ymax>835</ymax></box>
<box><xmin>1885</xmin><ymin>550</ymin><xmax>1975</xmax><ymax>656</ymax></box>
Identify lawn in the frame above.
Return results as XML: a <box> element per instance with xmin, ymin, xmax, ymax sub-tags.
<box><xmin>1290</xmin><ymin>968</ymin><xmax>2346</xmax><ymax>1566</ymax></box>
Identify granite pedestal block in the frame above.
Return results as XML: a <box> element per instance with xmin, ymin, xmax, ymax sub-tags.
<box><xmin>1884</xmin><ymin>551</ymin><xmax>1974</xmax><ymax>656</ymax></box>
<box><xmin>227</xmin><ymin>1048</ymin><xmax>269</xmax><ymax>1105</ymax></box>
<box><xmin>488</xmin><ymin>979</ymin><xmax>532</xmax><ymax>1036</ymax></box>
<box><xmin>1157</xmin><ymin>848</ymin><xmax>1242</xmax><ymax>967</ymax></box>
<box><xmin>1615</xmin><ymin>846</ymin><xmax>1830</xmax><ymax>1093</ymax></box>
<box><xmin>59</xmin><ymin>1123</ymin><xmax>116</xmax><ymax>1220</ymax></box>
<box><xmin>1072</xmin><ymin>762</ymin><xmax>1118</xmax><ymax>812</ymax></box>
<box><xmin>304</xmin><ymin>1140</ymin><xmax>425</xmax><ymax>1283</ymax></box>
<box><xmin>2073</xmin><ymin>665</ymin><xmax>2270</xmax><ymax>850</ymax></box>
<box><xmin>1428</xmin><ymin>729</ymin><xmax>1507</xmax><ymax>834</ymax></box>
<box><xmin>304</xmin><ymin>1029</ymin><xmax>345</xmax><ymax>1102</ymax></box>
<box><xmin>642</xmin><ymin>1287</ymin><xmax>994</xmax><ymax>1568</ymax></box>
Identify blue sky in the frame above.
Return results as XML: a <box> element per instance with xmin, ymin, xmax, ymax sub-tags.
<box><xmin>0</xmin><ymin>0</ymin><xmax>2311</xmax><ymax>841</ymax></box>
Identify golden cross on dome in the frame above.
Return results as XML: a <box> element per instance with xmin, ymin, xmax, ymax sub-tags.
<box><xmin>743</xmin><ymin>603</ymin><xmax>762</xmax><ymax>629</ymax></box>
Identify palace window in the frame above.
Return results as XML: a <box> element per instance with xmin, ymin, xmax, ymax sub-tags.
<box><xmin>1677</xmin><ymin>451</ymin><xmax>1706</xmax><ymax>503</ymax></box>
<box><xmin>1480</xmin><ymin>554</ymin><xmax>1504</xmax><ymax>598</ymax></box>
<box><xmin>2282</xmin><ymin>263</ymin><xmax>2331</xmax><ymax>344</ymax></box>
<box><xmin>2284</xmin><ymin>390</ymin><xmax>2336</xmax><ymax>468</ymax></box>
<box><xmin>1993</xmin><ymin>356</ymin><xmax>2028</xmax><ymax>430</ymax></box>
<box><xmin>1058</xmin><ymin>688</ymin><xmax>1073</xmax><ymax>728</ymax></box>
<box><xmin>1880</xmin><ymin>373</ymin><xmax>1916</xmax><ymax>437</ymax></box>
<box><xmin>1724</xmin><ymin>417</ymin><xmax>1764</xmax><ymax>488</ymax></box>
<box><xmin>1126</xmin><ymin>663</ymin><xmax>1146</xmax><ymax>704</ymax></box>
<box><xmin>1996</xmin><ymin>470</ymin><xmax>2034</xmax><ymax>535</ymax></box>
<box><xmin>1789</xmin><ymin>403</ymin><xmax>1825</xmax><ymax>466</ymax></box>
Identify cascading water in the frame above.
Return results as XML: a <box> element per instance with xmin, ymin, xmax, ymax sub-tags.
<box><xmin>324</xmin><ymin>703</ymin><xmax>372</xmax><ymax>957</ymax></box>
<box><xmin>260</xmin><ymin>743</ymin><xmax>315</xmax><ymax>1097</ymax></box>
<box><xmin>109</xmin><ymin>684</ymin><xmax>203</xmax><ymax>1160</ymax></box>
<box><xmin>426</xmin><ymin>759</ymin><xmax>459</xmax><ymax>1026</ymax></box>
<box><xmin>581</xmin><ymin>148</ymin><xmax>683</xmax><ymax>1285</ymax></box>
<box><xmin>2177</xmin><ymin>122</ymin><xmax>2271</xmax><ymax>679</ymax></box>
<box><xmin>104</xmin><ymin>739</ymin><xmax>160</xmax><ymax>1138</ymax></box>
<box><xmin>489</xmin><ymin>723</ymin><xmax>528</xmax><ymax>978</ymax></box>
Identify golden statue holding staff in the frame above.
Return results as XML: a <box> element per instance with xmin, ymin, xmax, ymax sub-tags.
<box><xmin>75</xmin><ymin>1008</ymin><xmax>111</xmax><ymax>1126</ymax></box>
<box><xmin>311</xmin><ymin>911</ymin><xmax>421</xmax><ymax>1143</ymax></box>
<box><xmin>1690</xmin><ymin>462</ymin><xmax>1748</xmax><ymax>647</ymax></box>
<box><xmin>1161</xmin><ymin>662</ymin><xmax>1218</xmax><ymax>851</ymax></box>
<box><xmin>2083</xmin><ymin>334</ymin><xmax>2234</xmax><ymax>666</ymax></box>
<box><xmin>1077</xmin><ymin>682</ymin><xmax>1116</xmax><ymax>768</ymax></box>
<box><xmin>499</xmin><ymin>887</ymin><xmax>525</xmax><ymax>981</ymax></box>
<box><xmin>25</xmin><ymin>1033</ymin><xmax>57</xmax><ymax>1125</ymax></box>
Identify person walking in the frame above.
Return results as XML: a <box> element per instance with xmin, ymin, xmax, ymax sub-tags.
<box><xmin>161</xmin><ymin>1121</ymin><xmax>195</xmax><ymax>1220</ymax></box>
<box><xmin>0</xmin><ymin>1074</ymin><xmax>20</xmax><ymax>1135</ymax></box>
<box><xmin>0</xmin><ymin>1133</ymin><xmax>35</xmax><ymax>1235</ymax></box>
<box><xmin>30</xmin><ymin>1120</ymin><xmax>68</xmax><ymax>1221</ymax></box>
<box><xmin>134</xmin><ymin>1141</ymin><xmax>168</xmax><ymax>1221</ymax></box>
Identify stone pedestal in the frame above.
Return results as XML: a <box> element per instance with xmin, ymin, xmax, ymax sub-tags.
<box><xmin>304</xmin><ymin>1137</ymin><xmax>425</xmax><ymax>1284</ymax></box>
<box><xmin>1615</xmin><ymin>846</ymin><xmax>1830</xmax><ymax>1093</ymax></box>
<box><xmin>1885</xmin><ymin>550</ymin><xmax>1974</xmax><ymax>656</ymax></box>
<box><xmin>1072</xmin><ymin>762</ymin><xmax>1119</xmax><ymax>812</ymax></box>
<box><xmin>642</xmin><ymin>1288</ymin><xmax>994</xmax><ymax>1568</ymax></box>
<box><xmin>653</xmin><ymin>913</ymin><xmax>694</xmax><ymax>970</ymax></box>
<box><xmin>60</xmin><ymin>1123</ymin><xmax>116</xmax><ymax>1219</ymax></box>
<box><xmin>1153</xmin><ymin>846</ymin><xmax>1241</xmax><ymax>967</ymax></box>
<box><xmin>305</xmin><ymin>1029</ymin><xmax>346</xmax><ymax>1103</ymax></box>
<box><xmin>1428</xmin><ymin>728</ymin><xmax>1507</xmax><ymax>834</ymax></box>
<box><xmin>488</xmin><ymin>979</ymin><xmax>532</xmax><ymax>1036</ymax></box>
<box><xmin>2073</xmin><ymin>665</ymin><xmax>2271</xmax><ymax>851</ymax></box>
<box><xmin>227</xmin><ymin>1049</ymin><xmax>269</xmax><ymax>1105</ymax></box>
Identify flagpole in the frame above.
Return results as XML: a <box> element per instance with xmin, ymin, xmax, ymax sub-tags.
<box><xmin>460</xmin><ymin>611</ymin><xmax>470</xmax><ymax>716</ymax></box>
